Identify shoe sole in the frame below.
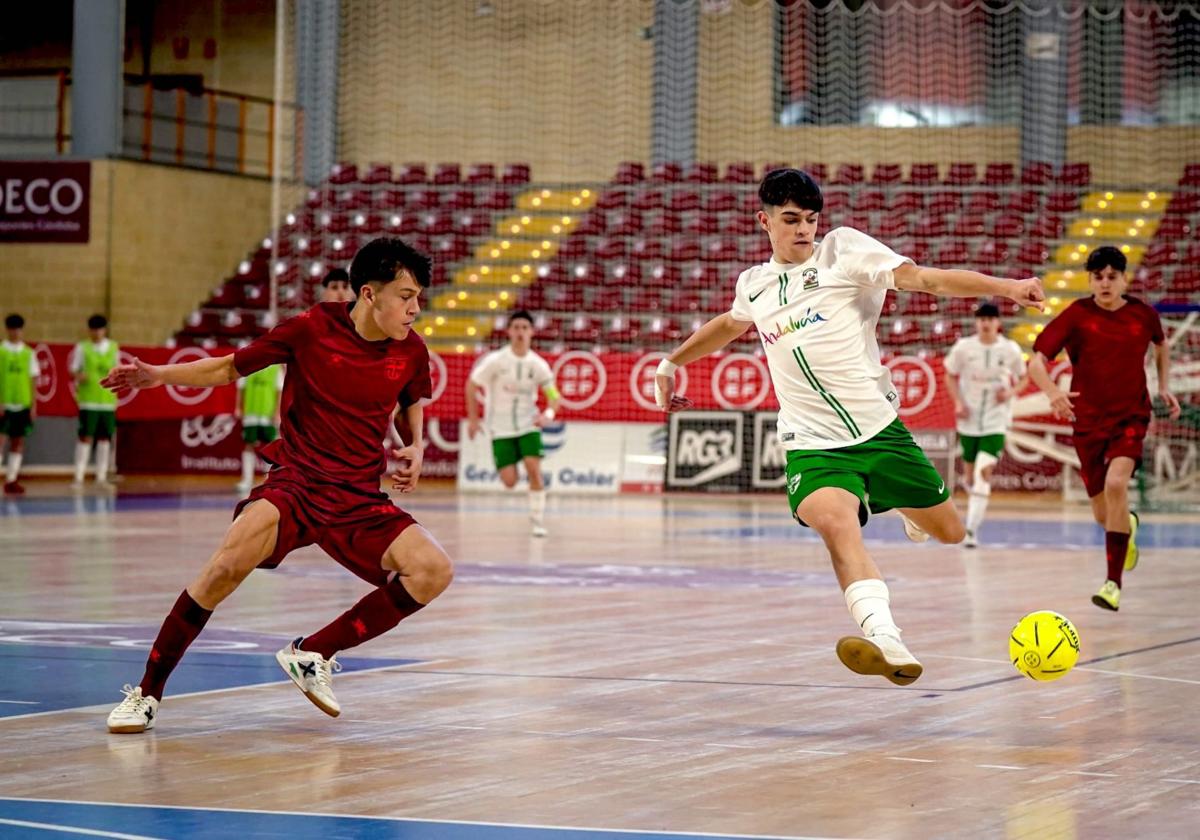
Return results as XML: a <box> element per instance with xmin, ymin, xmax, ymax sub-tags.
<box><xmin>836</xmin><ymin>637</ymin><xmax>923</xmax><ymax>686</ymax></box>
<box><xmin>1091</xmin><ymin>595</ymin><xmax>1119</xmax><ymax>611</ymax></box>
<box><xmin>107</xmin><ymin>721</ymin><xmax>152</xmax><ymax>734</ymax></box>
<box><xmin>1124</xmin><ymin>512</ymin><xmax>1140</xmax><ymax>572</ymax></box>
<box><xmin>276</xmin><ymin>650</ymin><xmax>341</xmax><ymax>717</ymax></box>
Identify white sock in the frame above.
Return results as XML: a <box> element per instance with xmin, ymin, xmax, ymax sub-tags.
<box><xmin>529</xmin><ymin>488</ymin><xmax>546</xmax><ymax>523</ymax></box>
<box><xmin>844</xmin><ymin>579</ymin><xmax>901</xmax><ymax>638</ymax></box>
<box><xmin>95</xmin><ymin>440</ymin><xmax>111</xmax><ymax>482</ymax></box>
<box><xmin>241</xmin><ymin>450</ymin><xmax>256</xmax><ymax>485</ymax></box>
<box><xmin>73</xmin><ymin>442</ymin><xmax>90</xmax><ymax>482</ymax></box>
<box><xmin>6</xmin><ymin>452</ymin><xmax>21</xmax><ymax>483</ymax></box>
<box><xmin>966</xmin><ymin>492</ymin><xmax>990</xmax><ymax>533</ymax></box>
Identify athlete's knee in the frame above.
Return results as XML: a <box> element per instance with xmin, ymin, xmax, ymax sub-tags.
<box><xmin>406</xmin><ymin>543</ymin><xmax>454</xmax><ymax>601</ymax></box>
<box><xmin>499</xmin><ymin>471</ymin><xmax>518</xmax><ymax>488</ymax></box>
<box><xmin>806</xmin><ymin>508</ymin><xmax>861</xmax><ymax>545</ymax></box>
<box><xmin>938</xmin><ymin>518</ymin><xmax>967</xmax><ymax>544</ymax></box>
<box><xmin>1103</xmin><ymin>472</ymin><xmax>1129</xmax><ymax>497</ymax></box>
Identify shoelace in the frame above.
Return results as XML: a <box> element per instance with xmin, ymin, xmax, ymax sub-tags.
<box><xmin>313</xmin><ymin>657</ymin><xmax>342</xmax><ymax>689</ymax></box>
<box><xmin>116</xmin><ymin>683</ymin><xmax>146</xmax><ymax>710</ymax></box>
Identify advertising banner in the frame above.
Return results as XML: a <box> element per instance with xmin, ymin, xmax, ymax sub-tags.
<box><xmin>0</xmin><ymin>161</ymin><xmax>90</xmax><ymax>243</ymax></box>
<box><xmin>457</xmin><ymin>420</ymin><xmax>623</xmax><ymax>494</ymax></box>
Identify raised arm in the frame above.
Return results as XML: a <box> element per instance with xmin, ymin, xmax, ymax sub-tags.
<box><xmin>894</xmin><ymin>265</ymin><xmax>1045</xmax><ymax>311</ymax></box>
<box><xmin>100</xmin><ymin>354</ymin><xmax>239</xmax><ymax>392</ymax></box>
<box><xmin>655</xmin><ymin>312</ymin><xmax>752</xmax><ymax>412</ymax></box>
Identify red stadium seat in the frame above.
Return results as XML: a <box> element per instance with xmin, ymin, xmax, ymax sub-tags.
<box><xmin>443</xmin><ymin>189</ymin><xmax>475</xmax><ymax>210</ymax></box>
<box><xmin>982</xmin><ymin>162</ymin><xmax>1015</xmax><ymax>186</ymax></box>
<box><xmin>853</xmin><ymin>190</ymin><xmax>887</xmax><ymax>212</ymax></box>
<box><xmin>944</xmin><ymin>162</ymin><xmax>977</xmax><ymax>185</ymax></box>
<box><xmin>500</xmin><ymin>163</ymin><xmax>531</xmax><ymax>184</ymax></box>
<box><xmin>723</xmin><ymin>161</ymin><xmax>755</xmax><ymax>183</ymax></box>
<box><xmin>667</xmin><ymin>188</ymin><xmax>701</xmax><ymax>212</ymax></box>
<box><xmin>831</xmin><ymin>163</ymin><xmax>865</xmax><ymax>185</ymax></box>
<box><xmin>906</xmin><ymin>163</ymin><xmax>940</xmax><ymax>186</ymax></box>
<box><xmin>927</xmin><ymin>192</ymin><xmax>962</xmax><ymax>215</ymax></box>
<box><xmin>800</xmin><ymin>162</ymin><xmax>828</xmax><ymax>182</ymax></box>
<box><xmin>909</xmin><ymin>216</ymin><xmax>949</xmax><ymax>239</ymax></box>
<box><xmin>703</xmin><ymin>190</ymin><xmax>738</xmax><ymax>213</ymax></box>
<box><xmin>891</xmin><ymin>191</ymin><xmax>925</xmax><ymax>213</ymax></box>
<box><xmin>952</xmin><ymin>214</ymin><xmax>986</xmax><ymax>237</ymax></box>
<box><xmin>477</xmin><ymin>188</ymin><xmax>513</xmax><ymax>210</ymax></box>
<box><xmin>1155</xmin><ymin>215</ymin><xmax>1192</xmax><ymax>240</ymax></box>
<box><xmin>974</xmin><ymin>240</ymin><xmax>1010</xmax><ymax>268</ymax></box>
<box><xmin>363</xmin><ymin>163</ymin><xmax>392</xmax><ymax>184</ymax></box>
<box><xmin>1003</xmin><ymin>190</ymin><xmax>1040</xmax><ymax>214</ymax></box>
<box><xmin>608</xmin><ymin>210</ymin><xmax>643</xmax><ymax>236</ymax></box>
<box><xmin>394</xmin><ymin>163</ymin><xmax>427</xmax><ymax>184</ymax></box>
<box><xmin>595</xmin><ymin>189</ymin><xmax>627</xmax><ymax>210</ymax></box>
<box><xmin>990</xmin><ymin>214</ymin><xmax>1025</xmax><ymax>238</ymax></box>
<box><xmin>1056</xmin><ymin>162</ymin><xmax>1091</xmax><ymax>186</ymax></box>
<box><xmin>329</xmin><ymin>162</ymin><xmax>357</xmax><ymax>184</ymax></box>
<box><xmin>927</xmin><ymin>319</ymin><xmax>962</xmax><ymax>346</ymax></box>
<box><xmin>935</xmin><ymin>240</ymin><xmax>971</xmax><ymax>265</ymax></box>
<box><xmin>1046</xmin><ymin>192</ymin><xmax>1079</xmax><ymax>213</ymax></box>
<box><xmin>684</xmin><ymin>162</ymin><xmax>718</xmax><ymax>182</ymax></box>
<box><xmin>464</xmin><ymin>163</ymin><xmax>495</xmax><ymax>184</ymax></box>
<box><xmin>1179</xmin><ymin>163</ymin><xmax>1200</xmax><ymax>186</ymax></box>
<box><xmin>593</xmin><ymin>237</ymin><xmax>627</xmax><ymax>261</ymax></box>
<box><xmin>614</xmin><ymin>161</ymin><xmax>645</xmax><ymax>184</ymax></box>
<box><xmin>1027</xmin><ymin>215</ymin><xmax>1063</xmax><ymax>239</ymax></box>
<box><xmin>590</xmin><ymin>288</ymin><xmax>624</xmax><ymax>311</ymax></box>
<box><xmin>884</xmin><ymin>318</ymin><xmax>922</xmax><ymax>347</ymax></box>
<box><xmin>1141</xmin><ymin>242</ymin><xmax>1179</xmax><ymax>268</ymax></box>
<box><xmin>1166</xmin><ymin>192</ymin><xmax>1200</xmax><ymax>213</ymax></box>
<box><xmin>666</xmin><ymin>236</ymin><xmax>701</xmax><ymax>262</ymax></box>
<box><xmin>645</xmin><ymin>212</ymin><xmax>682</xmax><ymax>236</ymax></box>
<box><xmin>1015</xmin><ymin>240</ymin><xmax>1050</xmax><ymax>265</ymax></box>
<box><xmin>870</xmin><ymin>163</ymin><xmax>903</xmax><ymax>184</ymax></box>
<box><xmin>901</xmin><ymin>293</ymin><xmax>939</xmax><ymax>316</ymax></box>
<box><xmin>432</xmin><ymin>163</ymin><xmax>461</xmax><ymax>185</ymax></box>
<box><xmin>1020</xmin><ymin>161</ymin><xmax>1054</xmax><ymax>185</ymax></box>
<box><xmin>1168</xmin><ymin>268</ymin><xmax>1200</xmax><ymax>293</ymax></box>
<box><xmin>631</xmin><ymin>189</ymin><xmax>665</xmax><ymax>211</ymax></box>
<box><xmin>651</xmin><ymin>162</ymin><xmax>683</xmax><ymax>183</ymax></box>
<box><xmin>822</xmin><ymin>190</ymin><xmax>851</xmax><ymax>213</ymax></box>
<box><xmin>965</xmin><ymin>191</ymin><xmax>1002</xmax><ymax>214</ymax></box>
<box><xmin>874</xmin><ymin>214</ymin><xmax>908</xmax><ymax>239</ymax></box>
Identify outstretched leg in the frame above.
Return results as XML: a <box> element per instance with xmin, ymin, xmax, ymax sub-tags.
<box><xmin>107</xmin><ymin>499</ymin><xmax>281</xmax><ymax>733</ymax></box>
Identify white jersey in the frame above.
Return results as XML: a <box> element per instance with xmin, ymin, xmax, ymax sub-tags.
<box><xmin>469</xmin><ymin>346</ymin><xmax>555</xmax><ymax>439</ymax></box>
<box><xmin>730</xmin><ymin>227</ymin><xmax>911</xmax><ymax>450</ymax></box>
<box><xmin>943</xmin><ymin>334</ymin><xmax>1026</xmax><ymax>436</ymax></box>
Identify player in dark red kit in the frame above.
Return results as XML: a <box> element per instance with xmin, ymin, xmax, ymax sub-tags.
<box><xmin>1029</xmin><ymin>246</ymin><xmax>1181</xmax><ymax>611</ymax></box>
<box><xmin>102</xmin><ymin>237</ymin><xmax>454</xmax><ymax>733</ymax></box>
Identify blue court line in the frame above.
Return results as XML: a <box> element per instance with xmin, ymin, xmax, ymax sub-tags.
<box><xmin>0</xmin><ymin>644</ymin><xmax>419</xmax><ymax>718</ymax></box>
<box><xmin>0</xmin><ymin>799</ymin><xmax>833</xmax><ymax>840</ymax></box>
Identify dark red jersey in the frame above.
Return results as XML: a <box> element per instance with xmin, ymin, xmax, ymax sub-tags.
<box><xmin>233</xmin><ymin>302</ymin><xmax>431</xmax><ymax>488</ymax></box>
<box><xmin>1033</xmin><ymin>295</ymin><xmax>1164</xmax><ymax>433</ymax></box>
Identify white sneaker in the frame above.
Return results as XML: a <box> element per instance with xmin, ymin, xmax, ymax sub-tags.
<box><xmin>531</xmin><ymin>521</ymin><xmax>548</xmax><ymax>538</ymax></box>
<box><xmin>898</xmin><ymin>512</ymin><xmax>929</xmax><ymax>543</ymax></box>
<box><xmin>963</xmin><ymin>529</ymin><xmax>978</xmax><ymax>548</ymax></box>
<box><xmin>106</xmin><ymin>684</ymin><xmax>159</xmax><ymax>733</ymax></box>
<box><xmin>836</xmin><ymin>633</ymin><xmax>923</xmax><ymax>686</ymax></box>
<box><xmin>276</xmin><ymin>638</ymin><xmax>342</xmax><ymax>717</ymax></box>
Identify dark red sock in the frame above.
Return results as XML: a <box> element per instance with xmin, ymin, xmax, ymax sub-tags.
<box><xmin>139</xmin><ymin>590</ymin><xmax>213</xmax><ymax>700</ymax></box>
<box><xmin>1105</xmin><ymin>531</ymin><xmax>1130</xmax><ymax>587</ymax></box>
<box><xmin>302</xmin><ymin>579</ymin><xmax>424</xmax><ymax>659</ymax></box>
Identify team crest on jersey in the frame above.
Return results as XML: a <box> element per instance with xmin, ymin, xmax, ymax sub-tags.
<box><xmin>802</xmin><ymin>268</ymin><xmax>819</xmax><ymax>291</ymax></box>
<box><xmin>384</xmin><ymin>357</ymin><xmax>406</xmax><ymax>381</ymax></box>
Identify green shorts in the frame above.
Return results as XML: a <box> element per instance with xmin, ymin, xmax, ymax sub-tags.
<box><xmin>785</xmin><ymin>417</ymin><xmax>950</xmax><ymax>527</ymax></box>
<box><xmin>78</xmin><ymin>409</ymin><xmax>116</xmax><ymax>440</ymax></box>
<box><xmin>1</xmin><ymin>409</ymin><xmax>33</xmax><ymax>439</ymax></box>
<box><xmin>243</xmin><ymin>424</ymin><xmax>278</xmax><ymax>445</ymax></box>
<box><xmin>492</xmin><ymin>430</ymin><xmax>543</xmax><ymax>469</ymax></box>
<box><xmin>959</xmin><ymin>433</ymin><xmax>1005</xmax><ymax>463</ymax></box>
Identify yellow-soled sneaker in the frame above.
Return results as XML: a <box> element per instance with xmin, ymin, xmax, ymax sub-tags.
<box><xmin>1092</xmin><ymin>580</ymin><xmax>1120</xmax><ymax>611</ymax></box>
<box><xmin>1124</xmin><ymin>512</ymin><xmax>1140</xmax><ymax>571</ymax></box>
<box><xmin>836</xmin><ymin>634</ymin><xmax>923</xmax><ymax>686</ymax></box>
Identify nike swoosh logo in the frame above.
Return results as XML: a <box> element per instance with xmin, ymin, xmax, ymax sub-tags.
<box><xmin>748</xmin><ymin>288</ymin><xmax>766</xmax><ymax>302</ymax></box>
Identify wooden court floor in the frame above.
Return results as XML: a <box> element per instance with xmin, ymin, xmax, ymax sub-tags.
<box><xmin>1</xmin><ymin>478</ymin><xmax>1198</xmax><ymax>839</ymax></box>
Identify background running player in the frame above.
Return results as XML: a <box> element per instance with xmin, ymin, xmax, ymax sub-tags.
<box><xmin>1029</xmin><ymin>245</ymin><xmax>1180</xmax><ymax>611</ymax></box>
<box><xmin>466</xmin><ymin>310</ymin><xmax>560</xmax><ymax>537</ymax></box>
<box><xmin>943</xmin><ymin>302</ymin><xmax>1027</xmax><ymax>547</ymax></box>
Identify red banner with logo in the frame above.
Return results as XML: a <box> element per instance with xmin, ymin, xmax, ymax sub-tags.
<box><xmin>0</xmin><ymin>161</ymin><xmax>91</xmax><ymax>243</ymax></box>
<box><xmin>422</xmin><ymin>349</ymin><xmax>955</xmax><ymax>429</ymax></box>
<box><xmin>33</xmin><ymin>343</ymin><xmax>236</xmax><ymax>419</ymax></box>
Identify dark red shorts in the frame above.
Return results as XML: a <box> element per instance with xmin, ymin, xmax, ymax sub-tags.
<box><xmin>1072</xmin><ymin>418</ymin><xmax>1149</xmax><ymax>498</ymax></box>
<box><xmin>234</xmin><ymin>466</ymin><xmax>418</xmax><ymax>587</ymax></box>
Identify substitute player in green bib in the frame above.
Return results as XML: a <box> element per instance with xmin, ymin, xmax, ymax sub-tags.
<box><xmin>236</xmin><ymin>362</ymin><xmax>284</xmax><ymax>493</ymax></box>
<box><xmin>943</xmin><ymin>302</ymin><xmax>1026</xmax><ymax>548</ymax></box>
<box><xmin>466</xmin><ymin>310</ymin><xmax>560</xmax><ymax>537</ymax></box>
<box><xmin>70</xmin><ymin>314</ymin><xmax>119</xmax><ymax>487</ymax></box>
<box><xmin>2</xmin><ymin>313</ymin><xmax>41</xmax><ymax>495</ymax></box>
<box><xmin>655</xmin><ymin>168</ymin><xmax>1045</xmax><ymax>686</ymax></box>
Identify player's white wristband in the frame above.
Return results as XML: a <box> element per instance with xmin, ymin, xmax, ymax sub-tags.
<box><xmin>654</xmin><ymin>358</ymin><xmax>678</xmax><ymax>410</ymax></box>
